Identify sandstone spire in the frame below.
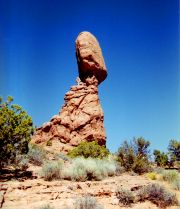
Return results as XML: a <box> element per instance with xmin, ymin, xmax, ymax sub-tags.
<box><xmin>32</xmin><ymin>32</ymin><xmax>107</xmax><ymax>153</ymax></box>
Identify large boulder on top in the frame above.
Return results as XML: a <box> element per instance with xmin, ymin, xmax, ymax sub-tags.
<box><xmin>76</xmin><ymin>31</ymin><xmax>107</xmax><ymax>84</ymax></box>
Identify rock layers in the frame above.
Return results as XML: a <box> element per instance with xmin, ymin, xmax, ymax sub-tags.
<box><xmin>32</xmin><ymin>32</ymin><xmax>107</xmax><ymax>152</ymax></box>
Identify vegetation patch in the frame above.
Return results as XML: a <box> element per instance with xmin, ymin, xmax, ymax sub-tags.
<box><xmin>160</xmin><ymin>170</ymin><xmax>179</xmax><ymax>184</ymax></box>
<box><xmin>73</xmin><ymin>195</ymin><xmax>103</xmax><ymax>209</ymax></box>
<box><xmin>0</xmin><ymin>96</ymin><xmax>34</xmax><ymax>169</ymax></box>
<box><xmin>147</xmin><ymin>172</ymin><xmax>157</xmax><ymax>180</ymax></box>
<box><xmin>138</xmin><ymin>183</ymin><xmax>178</xmax><ymax>208</ymax></box>
<box><xmin>40</xmin><ymin>157</ymin><xmax>119</xmax><ymax>181</ymax></box>
<box><xmin>40</xmin><ymin>161</ymin><xmax>63</xmax><ymax>181</ymax></box>
<box><xmin>116</xmin><ymin>137</ymin><xmax>151</xmax><ymax>174</ymax></box>
<box><xmin>115</xmin><ymin>188</ymin><xmax>135</xmax><ymax>206</ymax></box>
<box><xmin>27</xmin><ymin>144</ymin><xmax>47</xmax><ymax>166</ymax></box>
<box><xmin>67</xmin><ymin>141</ymin><xmax>109</xmax><ymax>159</ymax></box>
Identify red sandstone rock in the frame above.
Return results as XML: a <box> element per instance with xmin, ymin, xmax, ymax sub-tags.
<box><xmin>76</xmin><ymin>31</ymin><xmax>107</xmax><ymax>84</ymax></box>
<box><xmin>32</xmin><ymin>76</ymin><xmax>106</xmax><ymax>151</ymax></box>
<box><xmin>32</xmin><ymin>32</ymin><xmax>107</xmax><ymax>152</ymax></box>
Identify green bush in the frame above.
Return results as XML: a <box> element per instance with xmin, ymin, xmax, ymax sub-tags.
<box><xmin>153</xmin><ymin>150</ymin><xmax>169</xmax><ymax>167</ymax></box>
<box><xmin>0</xmin><ymin>96</ymin><xmax>34</xmax><ymax>169</ymax></box>
<box><xmin>74</xmin><ymin>195</ymin><xmax>103</xmax><ymax>209</ymax></box>
<box><xmin>138</xmin><ymin>183</ymin><xmax>178</xmax><ymax>208</ymax></box>
<box><xmin>41</xmin><ymin>161</ymin><xmax>63</xmax><ymax>181</ymax></box>
<box><xmin>117</xmin><ymin>137</ymin><xmax>151</xmax><ymax>174</ymax></box>
<box><xmin>27</xmin><ymin>144</ymin><xmax>47</xmax><ymax>166</ymax></box>
<box><xmin>115</xmin><ymin>188</ymin><xmax>135</xmax><ymax>206</ymax></box>
<box><xmin>67</xmin><ymin>141</ymin><xmax>109</xmax><ymax>159</ymax></box>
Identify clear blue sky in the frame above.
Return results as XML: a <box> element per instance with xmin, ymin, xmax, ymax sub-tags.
<box><xmin>0</xmin><ymin>0</ymin><xmax>179</xmax><ymax>153</ymax></box>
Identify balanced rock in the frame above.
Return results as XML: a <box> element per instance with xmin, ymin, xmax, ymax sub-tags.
<box><xmin>32</xmin><ymin>32</ymin><xmax>107</xmax><ymax>153</ymax></box>
<box><xmin>76</xmin><ymin>32</ymin><xmax>107</xmax><ymax>84</ymax></box>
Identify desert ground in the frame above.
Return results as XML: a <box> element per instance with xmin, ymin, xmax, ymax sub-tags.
<box><xmin>1</xmin><ymin>164</ymin><xmax>180</xmax><ymax>209</ymax></box>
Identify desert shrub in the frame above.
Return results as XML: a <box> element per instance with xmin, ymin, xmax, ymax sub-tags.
<box><xmin>67</xmin><ymin>141</ymin><xmax>109</xmax><ymax>159</ymax></box>
<box><xmin>153</xmin><ymin>150</ymin><xmax>169</xmax><ymax>167</ymax></box>
<box><xmin>153</xmin><ymin>167</ymin><xmax>165</xmax><ymax>174</ymax></box>
<box><xmin>117</xmin><ymin>137</ymin><xmax>151</xmax><ymax>174</ymax></box>
<box><xmin>56</xmin><ymin>153</ymin><xmax>70</xmax><ymax>162</ymax></box>
<box><xmin>14</xmin><ymin>154</ymin><xmax>29</xmax><ymax>171</ymax></box>
<box><xmin>172</xmin><ymin>180</ymin><xmax>180</xmax><ymax>190</ymax></box>
<box><xmin>74</xmin><ymin>195</ymin><xmax>103</xmax><ymax>209</ymax></box>
<box><xmin>147</xmin><ymin>172</ymin><xmax>157</xmax><ymax>180</ymax></box>
<box><xmin>161</xmin><ymin>170</ymin><xmax>179</xmax><ymax>183</ymax></box>
<box><xmin>138</xmin><ymin>183</ymin><xmax>178</xmax><ymax>208</ymax></box>
<box><xmin>62</xmin><ymin>157</ymin><xmax>117</xmax><ymax>181</ymax></box>
<box><xmin>41</xmin><ymin>161</ymin><xmax>63</xmax><ymax>181</ymax></box>
<box><xmin>115</xmin><ymin>188</ymin><xmax>135</xmax><ymax>206</ymax></box>
<box><xmin>37</xmin><ymin>204</ymin><xmax>54</xmax><ymax>209</ymax></box>
<box><xmin>0</xmin><ymin>96</ymin><xmax>34</xmax><ymax>169</ymax></box>
<box><xmin>27</xmin><ymin>144</ymin><xmax>47</xmax><ymax>166</ymax></box>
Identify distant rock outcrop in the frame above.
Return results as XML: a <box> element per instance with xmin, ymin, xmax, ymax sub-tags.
<box><xmin>32</xmin><ymin>31</ymin><xmax>107</xmax><ymax>152</ymax></box>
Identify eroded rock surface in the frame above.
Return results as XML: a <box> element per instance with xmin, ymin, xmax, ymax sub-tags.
<box><xmin>76</xmin><ymin>31</ymin><xmax>107</xmax><ymax>84</ymax></box>
<box><xmin>32</xmin><ymin>76</ymin><xmax>106</xmax><ymax>152</ymax></box>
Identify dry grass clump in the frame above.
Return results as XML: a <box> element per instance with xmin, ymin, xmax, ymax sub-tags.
<box><xmin>73</xmin><ymin>195</ymin><xmax>104</xmax><ymax>209</ymax></box>
<box><xmin>137</xmin><ymin>183</ymin><xmax>178</xmax><ymax>208</ymax></box>
<box><xmin>115</xmin><ymin>188</ymin><xmax>135</xmax><ymax>206</ymax></box>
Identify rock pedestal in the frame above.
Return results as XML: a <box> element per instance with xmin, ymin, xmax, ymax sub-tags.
<box><xmin>32</xmin><ymin>32</ymin><xmax>107</xmax><ymax>152</ymax></box>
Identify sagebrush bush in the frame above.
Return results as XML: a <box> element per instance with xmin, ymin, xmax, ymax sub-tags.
<box><xmin>74</xmin><ymin>195</ymin><xmax>103</xmax><ymax>209</ymax></box>
<box><xmin>161</xmin><ymin>170</ymin><xmax>179</xmax><ymax>183</ymax></box>
<box><xmin>14</xmin><ymin>155</ymin><xmax>29</xmax><ymax>171</ymax></box>
<box><xmin>41</xmin><ymin>161</ymin><xmax>63</xmax><ymax>181</ymax></box>
<box><xmin>138</xmin><ymin>183</ymin><xmax>178</xmax><ymax>208</ymax></box>
<box><xmin>28</xmin><ymin>144</ymin><xmax>47</xmax><ymax>166</ymax></box>
<box><xmin>172</xmin><ymin>180</ymin><xmax>180</xmax><ymax>191</ymax></box>
<box><xmin>40</xmin><ymin>157</ymin><xmax>119</xmax><ymax>181</ymax></box>
<box><xmin>62</xmin><ymin>157</ymin><xmax>118</xmax><ymax>181</ymax></box>
<box><xmin>115</xmin><ymin>188</ymin><xmax>135</xmax><ymax>206</ymax></box>
<box><xmin>67</xmin><ymin>141</ymin><xmax>109</xmax><ymax>159</ymax></box>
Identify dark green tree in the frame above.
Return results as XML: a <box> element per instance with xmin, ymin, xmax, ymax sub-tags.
<box><xmin>168</xmin><ymin>139</ymin><xmax>180</xmax><ymax>162</ymax></box>
<box><xmin>153</xmin><ymin>150</ymin><xmax>168</xmax><ymax>167</ymax></box>
<box><xmin>0</xmin><ymin>96</ymin><xmax>34</xmax><ymax>168</ymax></box>
<box><xmin>117</xmin><ymin>137</ymin><xmax>151</xmax><ymax>174</ymax></box>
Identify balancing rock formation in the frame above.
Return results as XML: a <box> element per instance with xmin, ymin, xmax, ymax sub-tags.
<box><xmin>32</xmin><ymin>32</ymin><xmax>107</xmax><ymax>152</ymax></box>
